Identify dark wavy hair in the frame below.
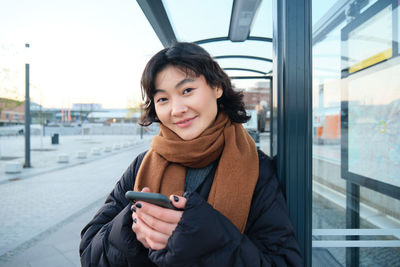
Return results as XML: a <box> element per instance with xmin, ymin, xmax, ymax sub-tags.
<box><xmin>139</xmin><ymin>42</ymin><xmax>250</xmax><ymax>126</ymax></box>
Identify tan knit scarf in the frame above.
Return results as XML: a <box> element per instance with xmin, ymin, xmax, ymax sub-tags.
<box><xmin>134</xmin><ymin>112</ymin><xmax>259</xmax><ymax>233</ymax></box>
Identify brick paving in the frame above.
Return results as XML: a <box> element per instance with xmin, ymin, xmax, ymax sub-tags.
<box><xmin>0</xmin><ymin>135</ymin><xmax>151</xmax><ymax>266</ymax></box>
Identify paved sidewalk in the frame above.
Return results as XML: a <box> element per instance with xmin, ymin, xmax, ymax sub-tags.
<box><xmin>0</xmin><ymin>198</ymin><xmax>102</xmax><ymax>267</ymax></box>
<box><xmin>0</xmin><ymin>134</ymin><xmax>151</xmax><ymax>183</ymax></box>
<box><xmin>0</xmin><ymin>135</ymin><xmax>152</xmax><ymax>266</ymax></box>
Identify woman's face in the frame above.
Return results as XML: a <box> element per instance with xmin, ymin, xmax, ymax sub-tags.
<box><xmin>154</xmin><ymin>65</ymin><xmax>223</xmax><ymax>140</ymax></box>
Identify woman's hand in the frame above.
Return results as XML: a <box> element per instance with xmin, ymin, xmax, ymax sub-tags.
<box><xmin>131</xmin><ymin>187</ymin><xmax>186</xmax><ymax>250</ymax></box>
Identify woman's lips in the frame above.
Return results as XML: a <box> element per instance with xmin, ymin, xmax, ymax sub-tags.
<box><xmin>175</xmin><ymin>117</ymin><xmax>196</xmax><ymax>128</ymax></box>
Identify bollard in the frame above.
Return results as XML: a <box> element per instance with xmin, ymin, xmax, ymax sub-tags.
<box><xmin>113</xmin><ymin>144</ymin><xmax>121</xmax><ymax>150</ymax></box>
<box><xmin>57</xmin><ymin>154</ymin><xmax>69</xmax><ymax>163</ymax></box>
<box><xmin>92</xmin><ymin>148</ymin><xmax>101</xmax><ymax>155</ymax></box>
<box><xmin>77</xmin><ymin>151</ymin><xmax>87</xmax><ymax>159</ymax></box>
<box><xmin>5</xmin><ymin>162</ymin><xmax>23</xmax><ymax>173</ymax></box>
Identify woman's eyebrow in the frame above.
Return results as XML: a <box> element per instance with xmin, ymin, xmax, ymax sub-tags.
<box><xmin>175</xmin><ymin>78</ymin><xmax>195</xmax><ymax>88</ymax></box>
<box><xmin>154</xmin><ymin>78</ymin><xmax>195</xmax><ymax>94</ymax></box>
<box><xmin>154</xmin><ymin>89</ymin><xmax>165</xmax><ymax>94</ymax></box>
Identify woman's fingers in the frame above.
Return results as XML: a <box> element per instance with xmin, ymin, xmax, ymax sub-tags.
<box><xmin>132</xmin><ymin>214</ymin><xmax>169</xmax><ymax>250</ymax></box>
<box><xmin>141</xmin><ymin>187</ymin><xmax>151</xmax><ymax>193</ymax></box>
<box><xmin>131</xmin><ymin>189</ymin><xmax>186</xmax><ymax>250</ymax></box>
<box><xmin>138</xmin><ymin>209</ymin><xmax>177</xmax><ymax>236</ymax></box>
<box><xmin>132</xmin><ymin>206</ymin><xmax>151</xmax><ymax>248</ymax></box>
<box><xmin>136</xmin><ymin>202</ymin><xmax>183</xmax><ymax>224</ymax></box>
<box><xmin>170</xmin><ymin>195</ymin><xmax>187</xmax><ymax>210</ymax></box>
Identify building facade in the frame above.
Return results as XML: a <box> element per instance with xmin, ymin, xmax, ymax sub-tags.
<box><xmin>0</xmin><ymin>98</ymin><xmax>25</xmax><ymax>125</ymax></box>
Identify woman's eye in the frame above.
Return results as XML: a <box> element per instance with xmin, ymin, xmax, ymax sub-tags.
<box><xmin>156</xmin><ymin>97</ymin><xmax>168</xmax><ymax>103</ymax></box>
<box><xmin>183</xmin><ymin>88</ymin><xmax>194</xmax><ymax>94</ymax></box>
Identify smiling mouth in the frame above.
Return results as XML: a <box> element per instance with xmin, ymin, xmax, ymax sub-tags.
<box><xmin>175</xmin><ymin>117</ymin><xmax>196</xmax><ymax>128</ymax></box>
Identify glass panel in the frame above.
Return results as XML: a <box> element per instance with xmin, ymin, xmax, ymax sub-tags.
<box><xmin>312</xmin><ymin>0</ymin><xmax>400</xmax><ymax>266</ymax></box>
<box><xmin>204</xmin><ymin>41</ymin><xmax>272</xmax><ymax>58</ymax></box>
<box><xmin>236</xmin><ymin>78</ymin><xmax>272</xmax><ymax>156</ymax></box>
<box><xmin>217</xmin><ymin>57</ymin><xmax>272</xmax><ymax>74</ymax></box>
<box><xmin>162</xmin><ymin>0</ymin><xmax>233</xmax><ymax>42</ymax></box>
<box><xmin>251</xmin><ymin>0</ymin><xmax>273</xmax><ymax>38</ymax></box>
<box><xmin>312</xmin><ymin>0</ymin><xmax>340</xmax><ymax>25</ymax></box>
<box><xmin>162</xmin><ymin>0</ymin><xmax>273</xmax><ymax>78</ymax></box>
<box><xmin>204</xmin><ymin>41</ymin><xmax>273</xmax><ymax>75</ymax></box>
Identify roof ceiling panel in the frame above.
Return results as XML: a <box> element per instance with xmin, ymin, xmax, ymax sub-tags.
<box><xmin>162</xmin><ymin>0</ymin><xmax>233</xmax><ymax>42</ymax></box>
<box><xmin>217</xmin><ymin>57</ymin><xmax>272</xmax><ymax>73</ymax></box>
<box><xmin>154</xmin><ymin>0</ymin><xmax>273</xmax><ymax>77</ymax></box>
<box><xmin>249</xmin><ymin>0</ymin><xmax>272</xmax><ymax>38</ymax></box>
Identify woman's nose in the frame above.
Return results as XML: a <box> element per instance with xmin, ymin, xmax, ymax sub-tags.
<box><xmin>171</xmin><ymin>99</ymin><xmax>188</xmax><ymax>116</ymax></box>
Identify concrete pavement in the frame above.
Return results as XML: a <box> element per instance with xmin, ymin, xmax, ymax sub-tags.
<box><xmin>0</xmin><ymin>198</ymin><xmax>102</xmax><ymax>267</ymax></box>
<box><xmin>0</xmin><ymin>135</ymin><xmax>152</xmax><ymax>266</ymax></box>
<box><xmin>0</xmin><ymin>134</ymin><xmax>150</xmax><ymax>183</ymax></box>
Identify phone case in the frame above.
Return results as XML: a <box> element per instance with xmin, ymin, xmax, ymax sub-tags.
<box><xmin>125</xmin><ymin>191</ymin><xmax>181</xmax><ymax>210</ymax></box>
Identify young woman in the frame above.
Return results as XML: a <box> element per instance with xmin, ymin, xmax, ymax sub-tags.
<box><xmin>80</xmin><ymin>42</ymin><xmax>302</xmax><ymax>266</ymax></box>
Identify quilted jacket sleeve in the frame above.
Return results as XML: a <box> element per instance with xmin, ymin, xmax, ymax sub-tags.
<box><xmin>79</xmin><ymin>152</ymin><xmax>156</xmax><ymax>267</ymax></box>
<box><xmin>149</xmin><ymin>152</ymin><xmax>302</xmax><ymax>267</ymax></box>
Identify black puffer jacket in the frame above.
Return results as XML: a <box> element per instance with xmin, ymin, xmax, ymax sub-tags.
<box><xmin>79</xmin><ymin>150</ymin><xmax>302</xmax><ymax>266</ymax></box>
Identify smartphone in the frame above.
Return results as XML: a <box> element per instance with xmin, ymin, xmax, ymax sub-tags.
<box><xmin>125</xmin><ymin>191</ymin><xmax>181</xmax><ymax>211</ymax></box>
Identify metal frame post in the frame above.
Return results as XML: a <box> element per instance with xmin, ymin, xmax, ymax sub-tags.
<box><xmin>273</xmin><ymin>0</ymin><xmax>312</xmax><ymax>265</ymax></box>
<box><xmin>346</xmin><ymin>181</ymin><xmax>360</xmax><ymax>267</ymax></box>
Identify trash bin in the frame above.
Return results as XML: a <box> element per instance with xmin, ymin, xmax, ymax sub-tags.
<box><xmin>51</xmin><ymin>133</ymin><xmax>59</xmax><ymax>145</ymax></box>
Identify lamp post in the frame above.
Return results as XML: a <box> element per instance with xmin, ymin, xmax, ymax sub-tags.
<box><xmin>24</xmin><ymin>43</ymin><xmax>31</xmax><ymax>168</ymax></box>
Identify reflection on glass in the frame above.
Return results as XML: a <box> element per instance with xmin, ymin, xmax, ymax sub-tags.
<box><xmin>312</xmin><ymin>0</ymin><xmax>400</xmax><ymax>266</ymax></box>
<box><xmin>344</xmin><ymin>5</ymin><xmax>392</xmax><ymax>72</ymax></box>
<box><xmin>234</xmin><ymin>79</ymin><xmax>271</xmax><ymax>156</ymax></box>
<box><xmin>345</xmin><ymin>61</ymin><xmax>400</xmax><ymax>187</ymax></box>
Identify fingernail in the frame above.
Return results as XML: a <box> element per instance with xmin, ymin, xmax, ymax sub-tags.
<box><xmin>133</xmin><ymin>218</ymin><xmax>137</xmax><ymax>223</ymax></box>
<box><xmin>131</xmin><ymin>205</ymin><xmax>136</xmax><ymax>212</ymax></box>
<box><xmin>135</xmin><ymin>203</ymin><xmax>142</xmax><ymax>208</ymax></box>
<box><xmin>173</xmin><ymin>196</ymin><xmax>179</xmax><ymax>202</ymax></box>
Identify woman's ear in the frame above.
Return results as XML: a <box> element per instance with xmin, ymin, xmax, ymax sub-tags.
<box><xmin>215</xmin><ymin>86</ymin><xmax>223</xmax><ymax>99</ymax></box>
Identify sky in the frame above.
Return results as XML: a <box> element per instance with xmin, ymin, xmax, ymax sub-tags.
<box><xmin>0</xmin><ymin>0</ymin><xmax>276</xmax><ymax>109</ymax></box>
<box><xmin>0</xmin><ymin>0</ymin><xmax>338</xmax><ymax>110</ymax></box>
<box><xmin>0</xmin><ymin>0</ymin><xmax>163</xmax><ymax>109</ymax></box>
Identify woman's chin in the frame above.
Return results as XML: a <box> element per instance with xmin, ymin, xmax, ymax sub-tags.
<box><xmin>175</xmin><ymin>130</ymin><xmax>202</xmax><ymax>141</ymax></box>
